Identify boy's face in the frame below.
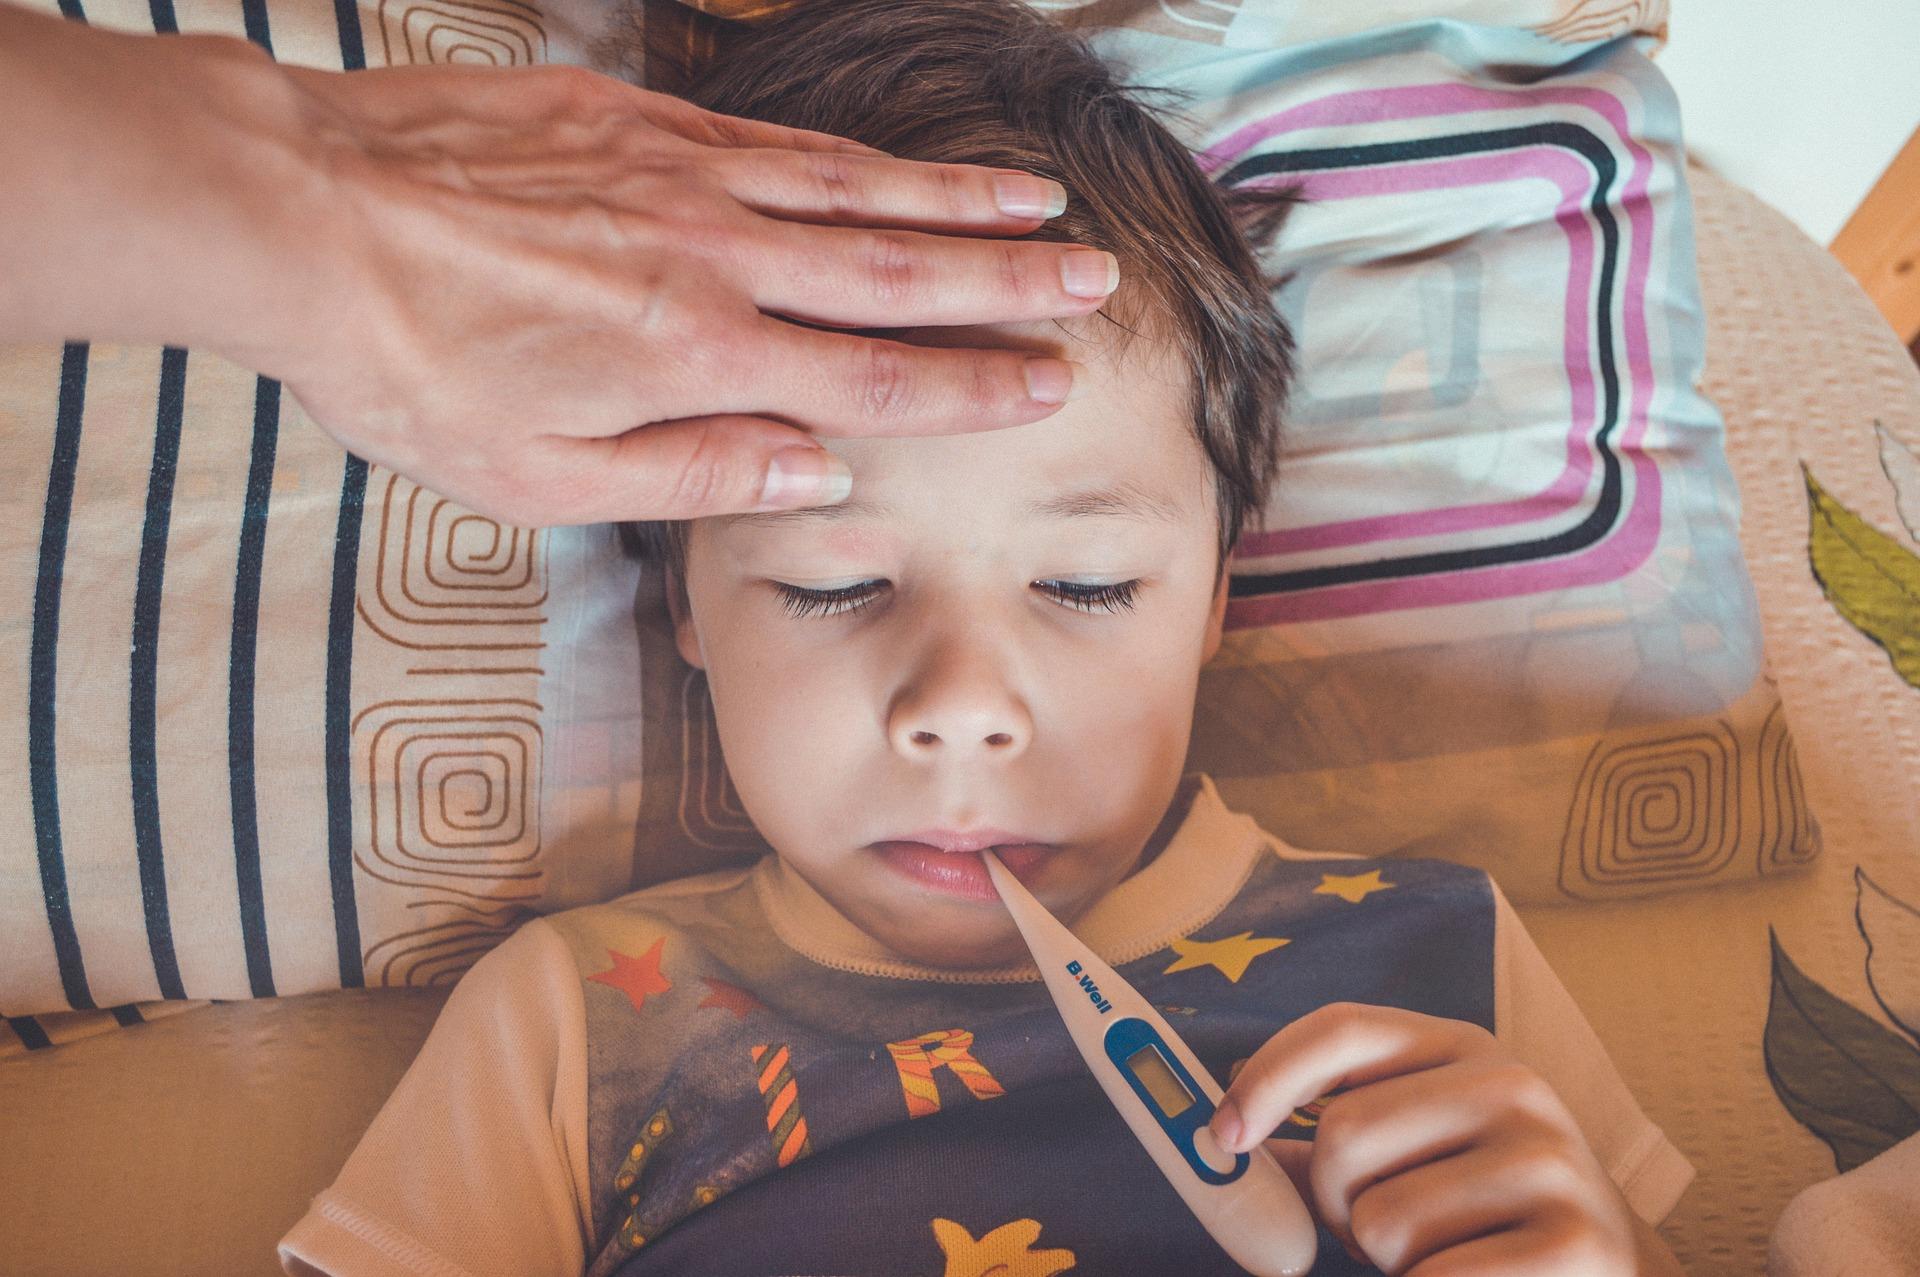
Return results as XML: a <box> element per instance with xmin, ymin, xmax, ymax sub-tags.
<box><xmin>673</xmin><ymin>314</ymin><xmax>1229</xmax><ymax>968</ymax></box>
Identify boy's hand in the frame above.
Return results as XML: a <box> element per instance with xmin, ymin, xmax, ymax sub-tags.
<box><xmin>1209</xmin><ymin>1003</ymin><xmax>1685</xmax><ymax>1277</ymax></box>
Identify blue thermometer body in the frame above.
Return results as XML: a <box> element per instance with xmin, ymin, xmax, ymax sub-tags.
<box><xmin>982</xmin><ymin>851</ymin><xmax>1317</xmax><ymax>1277</ymax></box>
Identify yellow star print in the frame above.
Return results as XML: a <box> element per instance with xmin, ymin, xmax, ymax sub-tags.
<box><xmin>931</xmin><ymin>1217</ymin><xmax>1076</xmax><ymax>1277</ymax></box>
<box><xmin>1314</xmin><ymin>870</ymin><xmax>1395</xmax><ymax>904</ymax></box>
<box><xmin>1164</xmin><ymin>932</ymin><xmax>1289</xmax><ymax>983</ymax></box>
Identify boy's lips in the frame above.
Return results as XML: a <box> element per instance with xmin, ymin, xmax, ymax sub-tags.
<box><xmin>868</xmin><ymin>834</ymin><xmax>1055</xmax><ymax>902</ymax></box>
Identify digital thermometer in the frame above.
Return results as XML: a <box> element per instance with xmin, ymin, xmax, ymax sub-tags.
<box><xmin>982</xmin><ymin>851</ymin><xmax>1317</xmax><ymax>1277</ymax></box>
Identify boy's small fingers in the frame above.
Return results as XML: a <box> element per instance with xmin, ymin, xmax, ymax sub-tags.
<box><xmin>1209</xmin><ymin>1003</ymin><xmax>1475</xmax><ymax>1154</ymax></box>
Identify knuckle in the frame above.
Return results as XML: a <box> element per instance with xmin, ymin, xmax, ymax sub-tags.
<box><xmin>1309</xmin><ymin>1000</ymin><xmax>1371</xmax><ymax>1045</ymax></box>
<box><xmin>810</xmin><ymin>154</ymin><xmax>865</xmax><ymax>223</ymax></box>
<box><xmin>619</xmin><ymin>259</ymin><xmax>684</xmax><ymax>342</ymax></box>
<box><xmin>477</xmin><ymin>476</ymin><xmax>540</xmax><ymax>529</ymax></box>
<box><xmin>663</xmin><ymin>428</ymin><xmax>746</xmax><ymax>515</ymax></box>
<box><xmin>936</xmin><ymin>163</ymin><xmax>971</xmax><ymax>218</ymax></box>
<box><xmin>1535</xmin><ymin>1205</ymin><xmax>1610</xmax><ymax>1263</ymax></box>
<box><xmin>998</xmin><ymin>242</ymin><xmax>1037</xmax><ymax>304</ymax></box>
<box><xmin>1448</xmin><ymin>1015</ymin><xmax>1498</xmax><ymax>1051</ymax></box>
<box><xmin>862</xmin><ymin>232</ymin><xmax>925</xmax><ymax>307</ymax></box>
<box><xmin>855</xmin><ymin>340</ymin><xmax>917</xmax><ymax>423</ymax></box>
<box><xmin>1510</xmin><ymin>1136</ymin><xmax>1582</xmax><ymax>1196</ymax></box>
<box><xmin>700</xmin><ymin>110</ymin><xmax>756</xmax><ymax>149</ymax></box>
<box><xmin>546</xmin><ymin>63</ymin><xmax>612</xmax><ymax>111</ymax></box>
<box><xmin>1310</xmin><ymin>1089</ymin><xmax>1357</xmax><ymax>1145</ymax></box>
<box><xmin>1493</xmin><ymin>1061</ymin><xmax>1565</xmax><ymax>1124</ymax></box>
<box><xmin>967</xmin><ymin>353</ymin><xmax>1001</xmax><ymax>417</ymax></box>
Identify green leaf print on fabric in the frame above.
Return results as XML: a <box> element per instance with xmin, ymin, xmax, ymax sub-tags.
<box><xmin>1763</xmin><ymin>928</ymin><xmax>1920</xmax><ymax>1173</ymax></box>
<box><xmin>1804</xmin><ymin>464</ymin><xmax>1920</xmax><ymax>690</ymax></box>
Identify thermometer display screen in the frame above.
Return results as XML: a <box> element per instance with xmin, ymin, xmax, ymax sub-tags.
<box><xmin>1125</xmin><ymin>1043</ymin><xmax>1195</xmax><ymax>1118</ymax></box>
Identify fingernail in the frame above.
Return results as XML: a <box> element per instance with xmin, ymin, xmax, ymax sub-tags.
<box><xmin>994</xmin><ymin>171</ymin><xmax>1068</xmax><ymax>218</ymax></box>
<box><xmin>839</xmin><ymin>139</ymin><xmax>886</xmax><ymax>155</ymax></box>
<box><xmin>758</xmin><ymin>446</ymin><xmax>852</xmax><ymax>510</ymax></box>
<box><xmin>1061</xmin><ymin>248</ymin><xmax>1119</xmax><ymax>298</ymax></box>
<box><xmin>1023</xmin><ymin>357</ymin><xmax>1082</xmax><ymax>405</ymax></box>
<box><xmin>1211</xmin><ymin>1099</ymin><xmax>1244</xmax><ymax>1152</ymax></box>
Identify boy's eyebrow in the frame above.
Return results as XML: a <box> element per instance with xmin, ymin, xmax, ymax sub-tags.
<box><xmin>727</xmin><ymin>479</ymin><xmax>1185</xmax><ymax>529</ymax></box>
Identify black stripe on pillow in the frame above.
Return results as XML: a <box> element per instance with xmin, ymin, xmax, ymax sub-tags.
<box><xmin>241</xmin><ymin>0</ymin><xmax>275</xmax><ymax>58</ymax></box>
<box><xmin>31</xmin><ymin>342</ymin><xmax>96</xmax><ymax>1012</ymax></box>
<box><xmin>7</xmin><ymin>1016</ymin><xmax>53</xmax><ymax>1051</ymax></box>
<box><xmin>327</xmin><ymin>456</ymin><xmax>368</xmax><ymax>988</ymax></box>
<box><xmin>131</xmin><ymin>346</ymin><xmax>189</xmax><ymax>1002</ymax></box>
<box><xmin>332</xmin><ymin>0</ymin><xmax>366</xmax><ymax>71</ymax></box>
<box><xmin>230</xmin><ymin>376</ymin><xmax>281</xmax><ymax>998</ymax></box>
<box><xmin>326</xmin><ymin>0</ymin><xmax>370</xmax><ymax>987</ymax></box>
<box><xmin>109</xmin><ymin>1003</ymin><xmax>146</xmax><ymax>1027</ymax></box>
<box><xmin>147</xmin><ymin>0</ymin><xmax>175</xmax><ymax>34</ymax></box>
<box><xmin>1222</xmin><ymin>122</ymin><xmax>1625</xmax><ymax>595</ymax></box>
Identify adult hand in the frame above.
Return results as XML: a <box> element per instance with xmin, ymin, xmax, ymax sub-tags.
<box><xmin>0</xmin><ymin>6</ymin><xmax>1121</xmax><ymax>526</ymax></box>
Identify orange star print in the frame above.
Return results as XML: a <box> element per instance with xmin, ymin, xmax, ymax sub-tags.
<box><xmin>589</xmin><ymin>938</ymin><xmax>672</xmax><ymax>1013</ymax></box>
<box><xmin>931</xmin><ymin>1217</ymin><xmax>1076</xmax><ymax>1277</ymax></box>
<box><xmin>698</xmin><ymin>977</ymin><xmax>764</xmax><ymax>1019</ymax></box>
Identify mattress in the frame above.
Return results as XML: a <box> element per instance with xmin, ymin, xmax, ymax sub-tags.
<box><xmin>3</xmin><ymin>165</ymin><xmax>1918</xmax><ymax>1277</ymax></box>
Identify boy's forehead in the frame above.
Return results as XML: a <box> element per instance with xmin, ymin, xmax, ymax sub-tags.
<box><xmin>731</xmin><ymin>316</ymin><xmax>1204</xmax><ymax>537</ymax></box>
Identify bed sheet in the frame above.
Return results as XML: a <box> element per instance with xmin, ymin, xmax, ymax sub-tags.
<box><xmin>3</xmin><ymin>166</ymin><xmax>1917</xmax><ymax>1277</ymax></box>
<box><xmin>1518</xmin><ymin>161</ymin><xmax>1920</xmax><ymax>1277</ymax></box>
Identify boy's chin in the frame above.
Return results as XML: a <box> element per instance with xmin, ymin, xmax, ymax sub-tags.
<box><xmin>880</xmin><ymin>920</ymin><xmax>1037</xmax><ymax>971</ymax></box>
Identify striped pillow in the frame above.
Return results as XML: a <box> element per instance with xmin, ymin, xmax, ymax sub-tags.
<box><xmin>1</xmin><ymin>333</ymin><xmax>650</xmax><ymax>1017</ymax></box>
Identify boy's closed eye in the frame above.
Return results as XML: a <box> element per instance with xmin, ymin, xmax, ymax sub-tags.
<box><xmin>769</xmin><ymin>577</ymin><xmax>1145</xmax><ymax>618</ymax></box>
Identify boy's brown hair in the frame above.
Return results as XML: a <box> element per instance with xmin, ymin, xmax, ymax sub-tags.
<box><xmin>612</xmin><ymin>0</ymin><xmax>1296</xmax><ymax>573</ymax></box>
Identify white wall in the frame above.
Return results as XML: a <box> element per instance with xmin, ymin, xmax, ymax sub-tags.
<box><xmin>1657</xmin><ymin>0</ymin><xmax>1920</xmax><ymax>246</ymax></box>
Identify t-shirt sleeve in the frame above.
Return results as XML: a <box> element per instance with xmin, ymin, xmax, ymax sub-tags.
<box><xmin>278</xmin><ymin>918</ymin><xmax>592</xmax><ymax>1277</ymax></box>
<box><xmin>1490</xmin><ymin>880</ymin><xmax>1696</xmax><ymax>1228</ymax></box>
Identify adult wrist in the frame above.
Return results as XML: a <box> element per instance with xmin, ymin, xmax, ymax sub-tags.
<box><xmin>0</xmin><ymin>8</ymin><xmax>340</xmax><ymax>367</ymax></box>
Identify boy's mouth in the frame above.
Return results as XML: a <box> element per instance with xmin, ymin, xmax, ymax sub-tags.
<box><xmin>868</xmin><ymin>830</ymin><xmax>1055</xmax><ymax>902</ymax></box>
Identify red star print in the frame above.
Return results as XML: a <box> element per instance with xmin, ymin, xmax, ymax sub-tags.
<box><xmin>697</xmin><ymin>977</ymin><xmax>763</xmax><ymax>1019</ymax></box>
<box><xmin>588</xmin><ymin>938</ymin><xmax>672</xmax><ymax>1014</ymax></box>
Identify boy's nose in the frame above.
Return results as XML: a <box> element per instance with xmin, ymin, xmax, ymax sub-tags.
<box><xmin>886</xmin><ymin>664</ymin><xmax>1033</xmax><ymax>760</ymax></box>
<box><xmin>890</xmin><ymin>718</ymin><xmax>1029</xmax><ymax>757</ymax></box>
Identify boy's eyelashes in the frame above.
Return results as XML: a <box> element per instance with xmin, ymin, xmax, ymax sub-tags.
<box><xmin>769</xmin><ymin>578</ymin><xmax>1144</xmax><ymax>620</ymax></box>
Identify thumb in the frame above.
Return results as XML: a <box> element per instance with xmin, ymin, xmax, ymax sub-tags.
<box><xmin>537</xmin><ymin>416</ymin><xmax>852</xmax><ymax>523</ymax></box>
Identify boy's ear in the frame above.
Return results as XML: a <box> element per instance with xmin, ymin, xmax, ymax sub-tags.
<box><xmin>1202</xmin><ymin>564</ymin><xmax>1230</xmax><ymax>665</ymax></box>
<box><xmin>665</xmin><ymin>565</ymin><xmax>706</xmax><ymax>670</ymax></box>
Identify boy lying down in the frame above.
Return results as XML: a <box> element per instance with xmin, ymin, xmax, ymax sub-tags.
<box><xmin>280</xmin><ymin>1</ymin><xmax>1694</xmax><ymax>1273</ymax></box>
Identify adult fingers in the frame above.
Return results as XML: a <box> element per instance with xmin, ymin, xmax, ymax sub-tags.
<box><xmin>720</xmin><ymin>317</ymin><xmax>1087</xmax><ymax>438</ymax></box>
<box><xmin>1209</xmin><ymin>1004</ymin><xmax>1492</xmax><ymax>1156</ymax></box>
<box><xmin>735</xmin><ymin>222</ymin><xmax>1119</xmax><ymax>329</ymax></box>
<box><xmin>635</xmin><ymin>94</ymin><xmax>893</xmax><ymax>157</ymax></box>
<box><xmin>705</xmin><ymin>147</ymin><xmax>1069</xmax><ymax>231</ymax></box>
<box><xmin>519</xmin><ymin>416</ymin><xmax>852</xmax><ymax>525</ymax></box>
